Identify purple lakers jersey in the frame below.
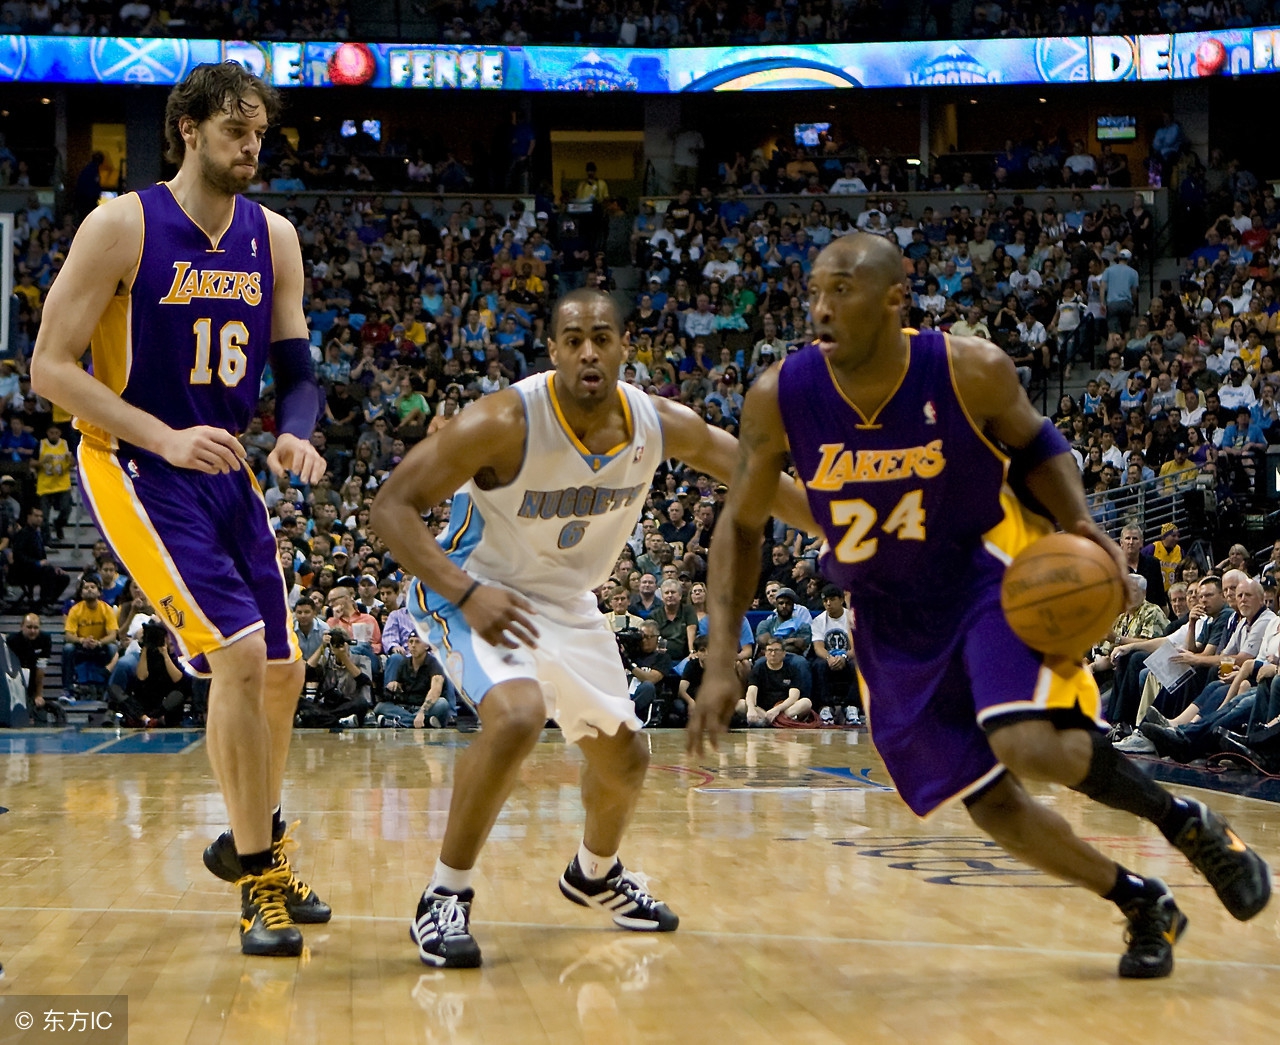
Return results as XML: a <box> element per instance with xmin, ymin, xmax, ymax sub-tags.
<box><xmin>81</xmin><ymin>183</ymin><xmax>274</xmax><ymax>454</ymax></box>
<box><xmin>778</xmin><ymin>329</ymin><xmax>1006</xmax><ymax>603</ymax></box>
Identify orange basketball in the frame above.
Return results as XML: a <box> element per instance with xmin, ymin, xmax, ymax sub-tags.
<box><xmin>1000</xmin><ymin>532</ymin><xmax>1127</xmax><ymax>658</ymax></box>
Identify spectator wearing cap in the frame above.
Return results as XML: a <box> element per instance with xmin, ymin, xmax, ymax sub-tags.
<box><xmin>1145</xmin><ymin>523</ymin><xmax>1184</xmax><ymax>594</ymax></box>
<box><xmin>1158</xmin><ymin>443</ymin><xmax>1197</xmax><ymax>496</ymax></box>
<box><xmin>373</xmin><ymin>633</ymin><xmax>453</xmax><ymax>728</ymax></box>
<box><xmin>754</xmin><ymin>587</ymin><xmax>813</xmax><ymax>657</ymax></box>
<box><xmin>1100</xmin><ymin>249</ymin><xmax>1140</xmax><ymax>335</ymax></box>
<box><xmin>811</xmin><ymin>585</ymin><xmax>861</xmax><ymax>725</ymax></box>
<box><xmin>650</xmin><ymin>579</ymin><xmax>697</xmax><ymax>663</ymax></box>
<box><xmin>355</xmin><ymin>573</ymin><xmax>383</xmax><ymax>614</ymax></box>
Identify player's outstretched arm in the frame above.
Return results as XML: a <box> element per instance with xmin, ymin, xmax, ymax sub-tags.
<box><xmin>30</xmin><ymin>198</ymin><xmax>246</xmax><ymax>474</ymax></box>
<box><xmin>650</xmin><ymin>394</ymin><xmax>819</xmax><ymax>536</ymax></box>
<box><xmin>686</xmin><ymin>368</ymin><xmax>796</xmax><ymax>755</ymax></box>
<box><xmin>370</xmin><ymin>390</ymin><xmax>539</xmax><ymax>649</ymax></box>
<box><xmin>949</xmin><ymin>335</ymin><xmax>1128</xmax><ymax>583</ymax></box>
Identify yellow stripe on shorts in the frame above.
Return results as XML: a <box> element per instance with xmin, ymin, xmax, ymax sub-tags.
<box><xmin>76</xmin><ymin>444</ymin><xmax>225</xmax><ymax>659</ymax></box>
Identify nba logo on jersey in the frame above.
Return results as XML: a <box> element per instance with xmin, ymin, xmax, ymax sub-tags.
<box><xmin>126</xmin><ymin>459</ymin><xmax>140</xmax><ymax>478</ymax></box>
<box><xmin>251</xmin><ymin>238</ymin><xmax>258</xmax><ymax>257</ymax></box>
<box><xmin>633</xmin><ymin>444</ymin><xmax>645</xmax><ymax>464</ymax></box>
<box><xmin>923</xmin><ymin>401</ymin><xmax>937</xmax><ymax>425</ymax></box>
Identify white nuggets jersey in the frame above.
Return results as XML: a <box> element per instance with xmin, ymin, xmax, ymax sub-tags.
<box><xmin>436</xmin><ymin>372</ymin><xmax>664</xmax><ymax>605</ymax></box>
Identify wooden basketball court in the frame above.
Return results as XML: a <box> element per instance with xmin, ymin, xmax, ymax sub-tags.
<box><xmin>2</xmin><ymin>727</ymin><xmax>1278</xmax><ymax>1043</ymax></box>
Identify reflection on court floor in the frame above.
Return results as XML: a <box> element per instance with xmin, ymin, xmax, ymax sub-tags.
<box><xmin>0</xmin><ymin>729</ymin><xmax>1277</xmax><ymax>1044</ymax></box>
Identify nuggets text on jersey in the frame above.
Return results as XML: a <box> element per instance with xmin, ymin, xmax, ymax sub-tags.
<box><xmin>517</xmin><ymin>483</ymin><xmax>648</xmax><ymax>520</ymax></box>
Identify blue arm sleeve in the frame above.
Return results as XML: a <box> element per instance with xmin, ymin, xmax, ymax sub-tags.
<box><xmin>270</xmin><ymin>338</ymin><xmax>323</xmax><ymax>440</ymax></box>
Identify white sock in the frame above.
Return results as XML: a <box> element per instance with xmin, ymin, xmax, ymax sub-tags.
<box><xmin>577</xmin><ymin>842</ymin><xmax>617</xmax><ymax>881</ymax></box>
<box><xmin>428</xmin><ymin>859</ymin><xmax>474</xmax><ymax>896</ymax></box>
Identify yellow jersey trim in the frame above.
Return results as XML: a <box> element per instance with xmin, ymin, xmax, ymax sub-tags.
<box><xmin>546</xmin><ymin>373</ymin><xmax>633</xmax><ymax>466</ymax></box>
<box><xmin>821</xmin><ymin>329</ymin><xmax>912</xmax><ymax>430</ymax></box>
<box><xmin>161</xmin><ymin>181</ymin><xmax>237</xmax><ymax>252</ymax></box>
<box><xmin>943</xmin><ymin>332</ymin><xmax>1009</xmax><ymax>467</ymax></box>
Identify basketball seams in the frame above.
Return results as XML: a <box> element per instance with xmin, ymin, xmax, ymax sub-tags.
<box><xmin>1000</xmin><ymin>533</ymin><xmax>1126</xmax><ymax>655</ymax></box>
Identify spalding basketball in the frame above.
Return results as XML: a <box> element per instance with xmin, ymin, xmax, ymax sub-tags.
<box><xmin>1000</xmin><ymin>532</ymin><xmax>1127</xmax><ymax>658</ymax></box>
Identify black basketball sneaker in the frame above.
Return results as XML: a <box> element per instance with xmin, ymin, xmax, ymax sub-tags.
<box><xmin>1118</xmin><ymin>883</ymin><xmax>1187</xmax><ymax>979</ymax></box>
<box><xmin>238</xmin><ymin>861</ymin><xmax>304</xmax><ymax>958</ymax></box>
<box><xmin>410</xmin><ymin>889</ymin><xmax>482</xmax><ymax>968</ymax></box>
<box><xmin>204</xmin><ymin>821</ymin><xmax>332</xmax><ymax>924</ymax></box>
<box><xmin>558</xmin><ymin>858</ymin><xmax>679</xmax><ymax>931</ymax></box>
<box><xmin>1171</xmin><ymin>799</ymin><xmax>1272</xmax><ymax>921</ymax></box>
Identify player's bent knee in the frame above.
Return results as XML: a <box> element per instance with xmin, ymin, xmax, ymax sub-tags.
<box><xmin>966</xmin><ymin>778</ymin><xmax>1037</xmax><ymax>850</ymax></box>
<box><xmin>265</xmin><ymin>658</ymin><xmax>304</xmax><ymax>701</ymax></box>
<box><xmin>205</xmin><ymin>632</ymin><xmax>269</xmax><ymax>692</ymax></box>
<box><xmin>479</xmin><ymin>683</ymin><xmax>548</xmax><ymax>745</ymax></box>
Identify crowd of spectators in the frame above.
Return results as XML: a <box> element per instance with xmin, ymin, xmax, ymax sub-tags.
<box><xmin>4</xmin><ymin>112</ymin><xmax>1279</xmax><ymax>731</ymax></box>
<box><xmin>4</xmin><ymin>0</ymin><xmax>1280</xmax><ymax>45</ymax></box>
<box><xmin>0</xmin><ymin>0</ymin><xmax>347</xmax><ymax>40</ymax></box>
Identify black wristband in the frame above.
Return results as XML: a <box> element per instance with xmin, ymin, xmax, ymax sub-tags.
<box><xmin>456</xmin><ymin>579</ymin><xmax>481</xmax><ymax>610</ymax></box>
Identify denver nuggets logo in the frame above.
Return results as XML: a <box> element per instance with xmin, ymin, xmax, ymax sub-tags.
<box><xmin>159</xmin><ymin>595</ymin><xmax>185</xmax><ymax>630</ymax></box>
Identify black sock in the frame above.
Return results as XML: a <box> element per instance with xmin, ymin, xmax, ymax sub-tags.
<box><xmin>1072</xmin><ymin>731</ymin><xmax>1176</xmax><ymax>826</ymax></box>
<box><xmin>272</xmin><ymin>806</ymin><xmax>284</xmax><ymax>838</ymax></box>
<box><xmin>1103</xmin><ymin>864</ymin><xmax>1164</xmax><ymax>909</ymax></box>
<box><xmin>1156</xmin><ymin>796</ymin><xmax>1196</xmax><ymax>844</ymax></box>
<box><xmin>239</xmin><ymin>848</ymin><xmax>274</xmax><ymax>876</ymax></box>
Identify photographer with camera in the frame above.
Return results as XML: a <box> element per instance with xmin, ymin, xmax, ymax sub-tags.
<box><xmin>105</xmin><ymin>618</ymin><xmax>188</xmax><ymax>727</ymax></box>
<box><xmin>620</xmin><ymin>620</ymin><xmax>674</xmax><ymax>727</ymax></box>
<box><xmin>372</xmin><ymin>633</ymin><xmax>454</xmax><ymax>728</ymax></box>
<box><xmin>299</xmin><ymin>624</ymin><xmax>372</xmax><ymax>728</ymax></box>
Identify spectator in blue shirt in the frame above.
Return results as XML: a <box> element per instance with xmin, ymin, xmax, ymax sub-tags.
<box><xmin>0</xmin><ymin>415</ymin><xmax>37</xmax><ymax>464</ymax></box>
<box><xmin>754</xmin><ymin>587</ymin><xmax>813</xmax><ymax>656</ymax></box>
<box><xmin>1221</xmin><ymin>408</ymin><xmax>1266</xmax><ymax>455</ymax></box>
<box><xmin>1100</xmin><ymin>251</ymin><xmax>1141</xmax><ymax>334</ymax></box>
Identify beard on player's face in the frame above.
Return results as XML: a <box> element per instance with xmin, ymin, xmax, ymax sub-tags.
<box><xmin>197</xmin><ymin>132</ymin><xmax>256</xmax><ymax>196</ymax></box>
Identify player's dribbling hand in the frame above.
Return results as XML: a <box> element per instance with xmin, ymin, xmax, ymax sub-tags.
<box><xmin>462</xmin><ymin>584</ymin><xmax>540</xmax><ymax>649</ymax></box>
<box><xmin>1070</xmin><ymin>519</ymin><xmax>1139</xmax><ymax>609</ymax></box>
<box><xmin>165</xmin><ymin>426</ymin><xmax>247</xmax><ymax>474</ymax></box>
<box><xmin>268</xmin><ymin>433</ymin><xmax>327</xmax><ymax>485</ymax></box>
<box><xmin>686</xmin><ymin>669</ymin><xmax>740</xmax><ymax>755</ymax></box>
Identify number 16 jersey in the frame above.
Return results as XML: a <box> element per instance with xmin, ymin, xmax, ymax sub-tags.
<box><xmin>80</xmin><ymin>183</ymin><xmax>274</xmax><ymax>455</ymax></box>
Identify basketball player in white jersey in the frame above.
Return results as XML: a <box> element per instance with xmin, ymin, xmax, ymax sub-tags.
<box><xmin>372</xmin><ymin>288</ymin><xmax>816</xmax><ymax>966</ymax></box>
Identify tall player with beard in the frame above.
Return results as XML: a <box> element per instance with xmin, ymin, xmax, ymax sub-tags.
<box><xmin>372</xmin><ymin>288</ymin><xmax>817</xmax><ymax>967</ymax></box>
<box><xmin>32</xmin><ymin>64</ymin><xmax>330</xmax><ymax>957</ymax></box>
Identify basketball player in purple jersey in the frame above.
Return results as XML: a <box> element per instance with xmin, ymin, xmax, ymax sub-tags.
<box><xmin>693</xmin><ymin>234</ymin><xmax>1270</xmax><ymax>978</ymax></box>
<box><xmin>31</xmin><ymin>64</ymin><xmax>329</xmax><ymax>957</ymax></box>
